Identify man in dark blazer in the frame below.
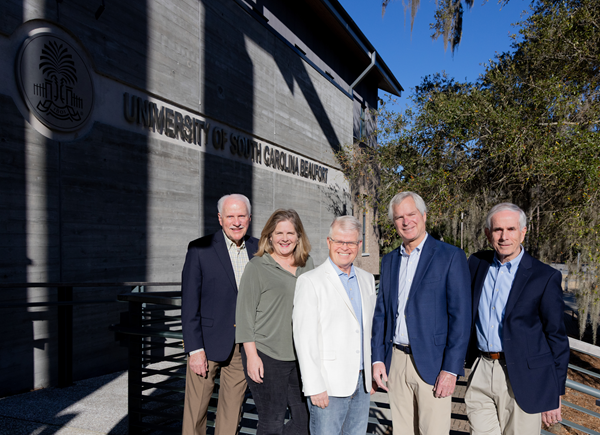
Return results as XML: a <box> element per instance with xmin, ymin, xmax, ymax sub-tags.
<box><xmin>465</xmin><ymin>203</ymin><xmax>569</xmax><ymax>434</ymax></box>
<box><xmin>372</xmin><ymin>191</ymin><xmax>471</xmax><ymax>434</ymax></box>
<box><xmin>181</xmin><ymin>194</ymin><xmax>258</xmax><ymax>435</ymax></box>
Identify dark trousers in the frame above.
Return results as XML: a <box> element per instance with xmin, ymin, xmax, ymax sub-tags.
<box><xmin>241</xmin><ymin>347</ymin><xmax>309</xmax><ymax>435</ymax></box>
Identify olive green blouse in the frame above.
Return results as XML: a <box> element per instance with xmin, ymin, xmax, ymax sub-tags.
<box><xmin>235</xmin><ymin>252</ymin><xmax>314</xmax><ymax>361</ymax></box>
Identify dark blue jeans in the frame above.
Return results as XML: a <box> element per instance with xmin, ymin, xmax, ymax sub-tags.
<box><xmin>241</xmin><ymin>347</ymin><xmax>309</xmax><ymax>435</ymax></box>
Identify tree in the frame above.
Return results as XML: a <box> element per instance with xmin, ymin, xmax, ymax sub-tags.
<box><xmin>343</xmin><ymin>0</ymin><xmax>600</xmax><ymax>338</ymax></box>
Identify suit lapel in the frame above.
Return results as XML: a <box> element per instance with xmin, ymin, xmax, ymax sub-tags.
<box><xmin>472</xmin><ymin>254</ymin><xmax>492</xmax><ymax>323</ymax></box>
<box><xmin>504</xmin><ymin>250</ymin><xmax>532</xmax><ymax>318</ymax></box>
<box><xmin>357</xmin><ymin>271</ymin><xmax>373</xmax><ymax>329</ymax></box>
<box><xmin>246</xmin><ymin>236</ymin><xmax>258</xmax><ymax>257</ymax></box>
<box><xmin>213</xmin><ymin>231</ymin><xmax>237</xmax><ymax>290</ymax></box>
<box><xmin>324</xmin><ymin>260</ymin><xmax>358</xmax><ymax>322</ymax></box>
<box><xmin>390</xmin><ymin>249</ymin><xmax>401</xmax><ymax>317</ymax></box>
<box><xmin>409</xmin><ymin>235</ymin><xmax>436</xmax><ymax>296</ymax></box>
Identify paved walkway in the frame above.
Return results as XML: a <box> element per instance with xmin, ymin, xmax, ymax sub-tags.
<box><xmin>0</xmin><ymin>371</ymin><xmax>128</xmax><ymax>435</ymax></box>
<box><xmin>0</xmin><ymin>366</ymin><xmax>471</xmax><ymax>435</ymax></box>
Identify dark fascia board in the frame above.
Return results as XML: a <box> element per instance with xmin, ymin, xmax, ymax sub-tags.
<box><xmin>233</xmin><ymin>0</ymin><xmax>402</xmax><ymax>98</ymax></box>
<box><xmin>319</xmin><ymin>0</ymin><xmax>404</xmax><ymax>97</ymax></box>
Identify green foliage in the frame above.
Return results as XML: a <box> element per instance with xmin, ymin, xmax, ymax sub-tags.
<box><xmin>345</xmin><ymin>0</ymin><xmax>600</xmax><ymax>338</ymax></box>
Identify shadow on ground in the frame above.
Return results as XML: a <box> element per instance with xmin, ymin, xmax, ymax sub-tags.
<box><xmin>0</xmin><ymin>371</ymin><xmax>128</xmax><ymax>435</ymax></box>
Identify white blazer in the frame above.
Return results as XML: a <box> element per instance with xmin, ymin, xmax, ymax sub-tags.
<box><xmin>293</xmin><ymin>259</ymin><xmax>376</xmax><ymax>397</ymax></box>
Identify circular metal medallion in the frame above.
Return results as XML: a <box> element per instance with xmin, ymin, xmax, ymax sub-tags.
<box><xmin>16</xmin><ymin>32</ymin><xmax>94</xmax><ymax>133</ymax></box>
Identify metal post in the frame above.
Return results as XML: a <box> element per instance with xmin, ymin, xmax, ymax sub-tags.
<box><xmin>128</xmin><ymin>300</ymin><xmax>143</xmax><ymax>435</ymax></box>
<box><xmin>460</xmin><ymin>212</ymin><xmax>464</xmax><ymax>250</ymax></box>
<box><xmin>57</xmin><ymin>286</ymin><xmax>73</xmax><ymax>387</ymax></box>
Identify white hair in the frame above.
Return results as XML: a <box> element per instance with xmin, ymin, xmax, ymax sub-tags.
<box><xmin>217</xmin><ymin>194</ymin><xmax>251</xmax><ymax>215</ymax></box>
<box><xmin>329</xmin><ymin>215</ymin><xmax>362</xmax><ymax>241</ymax></box>
<box><xmin>388</xmin><ymin>191</ymin><xmax>427</xmax><ymax>220</ymax></box>
<box><xmin>485</xmin><ymin>203</ymin><xmax>527</xmax><ymax>229</ymax></box>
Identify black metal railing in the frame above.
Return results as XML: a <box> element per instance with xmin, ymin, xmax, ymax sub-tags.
<box><xmin>0</xmin><ymin>282</ymin><xmax>178</xmax><ymax>389</ymax></box>
<box><xmin>113</xmin><ymin>290</ymin><xmax>185</xmax><ymax>434</ymax></box>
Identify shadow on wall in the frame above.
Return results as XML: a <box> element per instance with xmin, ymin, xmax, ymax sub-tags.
<box><xmin>200</xmin><ymin>0</ymin><xmax>347</xmax><ymax>235</ymax></box>
<box><xmin>322</xmin><ymin>183</ymin><xmax>351</xmax><ymax>217</ymax></box>
<box><xmin>0</xmin><ymin>0</ymin><xmax>150</xmax><ymax>400</ymax></box>
<box><xmin>201</xmin><ymin>0</ymin><xmax>255</xmax><ymax>233</ymax></box>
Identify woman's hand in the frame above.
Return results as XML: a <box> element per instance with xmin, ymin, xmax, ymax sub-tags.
<box><xmin>246</xmin><ymin>353</ymin><xmax>264</xmax><ymax>383</ymax></box>
<box><xmin>243</xmin><ymin>342</ymin><xmax>264</xmax><ymax>384</ymax></box>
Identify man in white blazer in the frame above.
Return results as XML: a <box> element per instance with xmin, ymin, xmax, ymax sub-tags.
<box><xmin>293</xmin><ymin>216</ymin><xmax>376</xmax><ymax>435</ymax></box>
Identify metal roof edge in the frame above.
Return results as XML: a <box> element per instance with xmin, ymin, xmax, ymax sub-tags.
<box><xmin>319</xmin><ymin>0</ymin><xmax>404</xmax><ymax>96</ymax></box>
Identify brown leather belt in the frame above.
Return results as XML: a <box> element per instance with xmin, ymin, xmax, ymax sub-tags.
<box><xmin>481</xmin><ymin>351</ymin><xmax>505</xmax><ymax>360</ymax></box>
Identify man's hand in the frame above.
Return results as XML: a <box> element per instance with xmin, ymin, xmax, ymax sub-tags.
<box><xmin>189</xmin><ymin>351</ymin><xmax>209</xmax><ymax>377</ymax></box>
<box><xmin>311</xmin><ymin>391</ymin><xmax>329</xmax><ymax>408</ymax></box>
<box><xmin>433</xmin><ymin>370</ymin><xmax>457</xmax><ymax>398</ymax></box>
<box><xmin>370</xmin><ymin>380</ymin><xmax>378</xmax><ymax>395</ymax></box>
<box><xmin>542</xmin><ymin>400</ymin><xmax>562</xmax><ymax>427</ymax></box>
<box><xmin>246</xmin><ymin>353</ymin><xmax>264</xmax><ymax>384</ymax></box>
<box><xmin>372</xmin><ymin>362</ymin><xmax>389</xmax><ymax>392</ymax></box>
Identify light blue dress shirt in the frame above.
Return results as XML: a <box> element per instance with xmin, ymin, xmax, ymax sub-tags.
<box><xmin>393</xmin><ymin>234</ymin><xmax>428</xmax><ymax>346</ymax></box>
<box><xmin>476</xmin><ymin>247</ymin><xmax>525</xmax><ymax>352</ymax></box>
<box><xmin>329</xmin><ymin>258</ymin><xmax>364</xmax><ymax>370</ymax></box>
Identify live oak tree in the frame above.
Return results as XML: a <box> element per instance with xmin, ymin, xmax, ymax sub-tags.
<box><xmin>343</xmin><ymin>0</ymin><xmax>600</xmax><ymax>339</ymax></box>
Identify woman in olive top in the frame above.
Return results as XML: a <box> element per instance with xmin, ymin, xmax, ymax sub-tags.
<box><xmin>236</xmin><ymin>209</ymin><xmax>314</xmax><ymax>435</ymax></box>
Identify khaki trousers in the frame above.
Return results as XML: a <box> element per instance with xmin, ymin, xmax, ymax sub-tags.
<box><xmin>388</xmin><ymin>347</ymin><xmax>451</xmax><ymax>435</ymax></box>
<box><xmin>182</xmin><ymin>345</ymin><xmax>247</xmax><ymax>435</ymax></box>
<box><xmin>465</xmin><ymin>356</ymin><xmax>541</xmax><ymax>435</ymax></box>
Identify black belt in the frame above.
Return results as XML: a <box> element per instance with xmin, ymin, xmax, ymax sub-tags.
<box><xmin>481</xmin><ymin>351</ymin><xmax>505</xmax><ymax>360</ymax></box>
<box><xmin>394</xmin><ymin>343</ymin><xmax>411</xmax><ymax>354</ymax></box>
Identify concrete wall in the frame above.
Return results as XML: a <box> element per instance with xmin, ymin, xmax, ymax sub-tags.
<box><xmin>0</xmin><ymin>0</ymin><xmax>376</xmax><ymax>396</ymax></box>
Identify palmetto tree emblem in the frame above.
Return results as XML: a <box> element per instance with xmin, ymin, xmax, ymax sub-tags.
<box><xmin>33</xmin><ymin>40</ymin><xmax>83</xmax><ymax>122</ymax></box>
<box><xmin>17</xmin><ymin>30</ymin><xmax>94</xmax><ymax>133</ymax></box>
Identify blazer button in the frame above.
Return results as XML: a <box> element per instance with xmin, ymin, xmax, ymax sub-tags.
<box><xmin>233</xmin><ymin>324</ymin><xmax>236</xmax><ymax>327</ymax></box>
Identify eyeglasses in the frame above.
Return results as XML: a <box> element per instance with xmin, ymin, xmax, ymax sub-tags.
<box><xmin>329</xmin><ymin>238</ymin><xmax>361</xmax><ymax>248</ymax></box>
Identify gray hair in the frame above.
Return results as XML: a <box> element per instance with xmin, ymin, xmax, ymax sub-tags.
<box><xmin>485</xmin><ymin>203</ymin><xmax>527</xmax><ymax>230</ymax></box>
<box><xmin>217</xmin><ymin>194</ymin><xmax>252</xmax><ymax>215</ymax></box>
<box><xmin>388</xmin><ymin>191</ymin><xmax>427</xmax><ymax>221</ymax></box>
<box><xmin>329</xmin><ymin>215</ymin><xmax>362</xmax><ymax>241</ymax></box>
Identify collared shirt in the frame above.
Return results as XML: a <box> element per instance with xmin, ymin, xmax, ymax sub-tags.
<box><xmin>329</xmin><ymin>258</ymin><xmax>364</xmax><ymax>370</ymax></box>
<box><xmin>394</xmin><ymin>234</ymin><xmax>428</xmax><ymax>346</ymax></box>
<box><xmin>223</xmin><ymin>230</ymin><xmax>250</xmax><ymax>288</ymax></box>
<box><xmin>476</xmin><ymin>247</ymin><xmax>525</xmax><ymax>352</ymax></box>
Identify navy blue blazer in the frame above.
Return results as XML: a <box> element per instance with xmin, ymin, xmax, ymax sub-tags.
<box><xmin>181</xmin><ymin>230</ymin><xmax>258</xmax><ymax>362</ymax></box>
<box><xmin>467</xmin><ymin>250</ymin><xmax>569</xmax><ymax>414</ymax></box>
<box><xmin>372</xmin><ymin>235</ymin><xmax>471</xmax><ymax>385</ymax></box>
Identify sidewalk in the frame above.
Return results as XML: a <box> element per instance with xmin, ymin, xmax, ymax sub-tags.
<box><xmin>0</xmin><ymin>371</ymin><xmax>128</xmax><ymax>435</ymax></box>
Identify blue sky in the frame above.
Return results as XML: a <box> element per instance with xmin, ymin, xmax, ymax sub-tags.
<box><xmin>338</xmin><ymin>0</ymin><xmax>530</xmax><ymax>109</ymax></box>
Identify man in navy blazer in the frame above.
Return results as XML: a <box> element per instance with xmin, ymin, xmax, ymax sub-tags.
<box><xmin>372</xmin><ymin>191</ymin><xmax>471</xmax><ymax>434</ymax></box>
<box><xmin>465</xmin><ymin>203</ymin><xmax>569</xmax><ymax>434</ymax></box>
<box><xmin>181</xmin><ymin>194</ymin><xmax>259</xmax><ymax>435</ymax></box>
